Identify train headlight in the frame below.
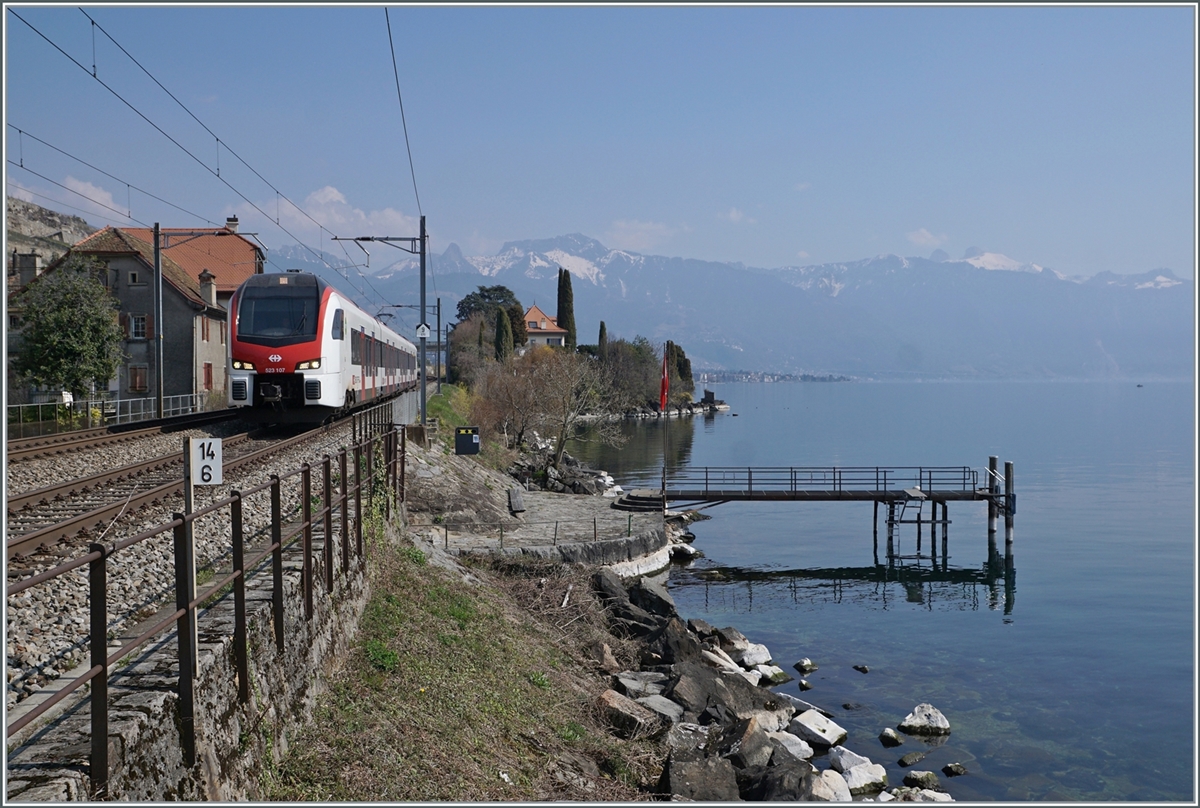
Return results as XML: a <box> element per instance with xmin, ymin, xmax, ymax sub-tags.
<box><xmin>232</xmin><ymin>360</ymin><xmax>256</xmax><ymax>371</ymax></box>
<box><xmin>296</xmin><ymin>359</ymin><xmax>321</xmax><ymax>370</ymax></box>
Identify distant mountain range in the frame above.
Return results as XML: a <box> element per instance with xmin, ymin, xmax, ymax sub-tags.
<box><xmin>272</xmin><ymin>235</ymin><xmax>1193</xmax><ymax>380</ymax></box>
<box><xmin>5</xmin><ymin>195</ymin><xmax>1189</xmax><ymax>379</ymax></box>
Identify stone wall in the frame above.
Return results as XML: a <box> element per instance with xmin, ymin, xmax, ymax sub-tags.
<box><xmin>5</xmin><ymin>524</ymin><xmax>376</xmax><ymax>801</ymax></box>
<box><xmin>456</xmin><ymin>528</ymin><xmax>668</xmax><ymax>569</ymax></box>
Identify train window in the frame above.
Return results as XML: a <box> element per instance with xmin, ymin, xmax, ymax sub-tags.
<box><xmin>237</xmin><ymin>283</ymin><xmax>319</xmax><ymax>342</ymax></box>
<box><xmin>351</xmin><ymin>330</ymin><xmax>361</xmax><ymax>364</ymax></box>
<box><xmin>332</xmin><ymin>309</ymin><xmax>344</xmax><ymax>340</ymax></box>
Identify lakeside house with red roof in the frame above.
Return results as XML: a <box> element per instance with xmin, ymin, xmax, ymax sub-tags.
<box><xmin>523</xmin><ymin>304</ymin><xmax>568</xmax><ymax>347</ymax></box>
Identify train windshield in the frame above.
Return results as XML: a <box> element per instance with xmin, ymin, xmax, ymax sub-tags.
<box><xmin>237</xmin><ymin>282</ymin><xmax>320</xmax><ymax>345</ymax></box>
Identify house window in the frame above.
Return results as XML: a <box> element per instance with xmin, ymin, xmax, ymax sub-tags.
<box><xmin>129</xmin><ymin>364</ymin><xmax>149</xmax><ymax>393</ymax></box>
<box><xmin>541</xmin><ymin>320</ymin><xmax>548</xmax><ymax>329</ymax></box>
<box><xmin>201</xmin><ymin>317</ymin><xmax>210</xmax><ymax>342</ymax></box>
<box><xmin>9</xmin><ymin>314</ymin><xmax>21</xmax><ymax>329</ymax></box>
<box><xmin>131</xmin><ymin>314</ymin><xmax>147</xmax><ymax>339</ymax></box>
<box><xmin>128</xmin><ymin>271</ymin><xmax>140</xmax><ymax>285</ymax></box>
<box><xmin>528</xmin><ymin>320</ymin><xmax>538</xmax><ymax>329</ymax></box>
<box><xmin>203</xmin><ymin>362</ymin><xmax>213</xmax><ymax>391</ymax></box>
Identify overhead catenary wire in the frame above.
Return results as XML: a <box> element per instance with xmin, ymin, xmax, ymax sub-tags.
<box><xmin>9</xmin><ymin>9</ymin><xmax>335</xmax><ymax>271</ymax></box>
<box><xmin>11</xmin><ymin>8</ymin><xmax>392</xmax><ymax>311</ymax></box>
<box><xmin>7</xmin><ymin>125</ymin><xmax>220</xmax><ymax>227</ymax></box>
<box><xmin>6</xmin><ymin>181</ymin><xmax>141</xmax><ymax>230</ymax></box>
<box><xmin>7</xmin><ymin>161</ymin><xmax>150</xmax><ymax>226</ymax></box>
<box><xmin>78</xmin><ymin>8</ymin><xmax>341</xmax><ymax>245</ymax></box>
<box><xmin>384</xmin><ymin>7</ymin><xmax>422</xmax><ymax>217</ymax></box>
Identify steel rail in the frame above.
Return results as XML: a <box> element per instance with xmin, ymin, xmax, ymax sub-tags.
<box><xmin>7</xmin><ymin>409</ymin><xmax>240</xmax><ymax>461</ymax></box>
<box><xmin>6</xmin><ymin>425</ymin><xmax>327</xmax><ymax>560</ymax></box>
<box><xmin>7</xmin><ymin>432</ymin><xmax>254</xmax><ymax>515</ymax></box>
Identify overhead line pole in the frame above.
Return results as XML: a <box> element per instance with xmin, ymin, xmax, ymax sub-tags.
<box><xmin>332</xmin><ymin>217</ymin><xmax>429</xmax><ymax>424</ymax></box>
<box><xmin>419</xmin><ymin>215</ymin><xmax>427</xmax><ymax>426</ymax></box>
<box><xmin>153</xmin><ymin>223</ymin><xmax>164</xmax><ymax>419</ymax></box>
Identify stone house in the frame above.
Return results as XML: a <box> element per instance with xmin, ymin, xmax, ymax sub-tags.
<box><xmin>523</xmin><ymin>304</ymin><xmax>568</xmax><ymax>347</ymax></box>
<box><xmin>18</xmin><ymin>220</ymin><xmax>261</xmax><ymax>402</ymax></box>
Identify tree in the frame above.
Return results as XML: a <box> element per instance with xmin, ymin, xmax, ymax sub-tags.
<box><xmin>664</xmin><ymin>340</ymin><xmax>695</xmax><ymax>403</ymax></box>
<box><xmin>456</xmin><ymin>285</ymin><xmax>521</xmax><ymax>323</ymax></box>
<box><xmin>532</xmin><ymin>347</ymin><xmax>621</xmax><ymax>467</ymax></box>
<box><xmin>13</xmin><ymin>255</ymin><xmax>124</xmax><ymax>397</ymax></box>
<box><xmin>446</xmin><ymin>311</ymin><xmax>491</xmax><ymax>385</ymax></box>
<box><xmin>598</xmin><ymin>321</ymin><xmax>608</xmax><ymax>360</ymax></box>
<box><xmin>556</xmin><ymin>268</ymin><xmax>576</xmax><ymax>350</ymax></box>
<box><xmin>493</xmin><ymin>307</ymin><xmax>514</xmax><ymax>361</ymax></box>
<box><xmin>506</xmin><ymin>302</ymin><xmax>528</xmax><ymax>347</ymax></box>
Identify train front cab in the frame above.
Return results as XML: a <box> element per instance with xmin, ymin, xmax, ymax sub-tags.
<box><xmin>228</xmin><ymin>272</ymin><xmax>348</xmax><ymax>423</ymax></box>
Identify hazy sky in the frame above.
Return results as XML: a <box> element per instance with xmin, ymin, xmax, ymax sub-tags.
<box><xmin>4</xmin><ymin>4</ymin><xmax>1196</xmax><ymax>277</ymax></box>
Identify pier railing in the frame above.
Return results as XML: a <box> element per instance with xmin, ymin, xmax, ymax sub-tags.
<box><xmin>665</xmin><ymin>465</ymin><xmax>979</xmax><ymax>496</ymax></box>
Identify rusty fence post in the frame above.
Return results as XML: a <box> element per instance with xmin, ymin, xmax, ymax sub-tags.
<box><xmin>231</xmin><ymin>491</ymin><xmax>249</xmax><ymax>704</ymax></box>
<box><xmin>173</xmin><ymin>515</ymin><xmax>196</xmax><ymax>768</ymax></box>
<box><xmin>354</xmin><ymin>443</ymin><xmax>363</xmax><ymax>559</ymax></box>
<box><xmin>323</xmin><ymin>456</ymin><xmax>334</xmax><ymax>594</ymax></box>
<box><xmin>302</xmin><ymin>464</ymin><xmax>313</xmax><ymax>619</ymax></box>
<box><xmin>270</xmin><ymin>475</ymin><xmax>284</xmax><ymax>653</ymax></box>
<box><xmin>340</xmin><ymin>449</ymin><xmax>350</xmax><ymax>575</ymax></box>
<box><xmin>384</xmin><ymin>430</ymin><xmax>393</xmax><ymax>520</ymax></box>
<box><xmin>400</xmin><ymin>425</ymin><xmax>407</xmax><ymax>503</ymax></box>
<box><xmin>88</xmin><ymin>542</ymin><xmax>109</xmax><ymax>796</ymax></box>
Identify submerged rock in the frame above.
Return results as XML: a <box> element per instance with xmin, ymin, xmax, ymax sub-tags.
<box><xmin>941</xmin><ymin>762</ymin><xmax>968</xmax><ymax>777</ymax></box>
<box><xmin>794</xmin><ymin>657</ymin><xmax>819</xmax><ymax>674</ymax></box>
<box><xmin>902</xmin><ymin>771</ymin><xmax>942</xmax><ymax>791</ymax></box>
<box><xmin>879</xmin><ymin>727</ymin><xmax>905</xmax><ymax>747</ymax></box>
<box><xmin>898</xmin><ymin>750</ymin><xmax>927</xmax><ymax>768</ymax></box>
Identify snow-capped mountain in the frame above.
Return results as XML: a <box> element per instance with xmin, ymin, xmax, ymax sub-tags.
<box><xmin>272</xmin><ymin>235</ymin><xmax>1194</xmax><ymax>380</ymax></box>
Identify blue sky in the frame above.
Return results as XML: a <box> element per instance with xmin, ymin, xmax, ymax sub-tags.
<box><xmin>4</xmin><ymin>4</ymin><xmax>1196</xmax><ymax>277</ymax></box>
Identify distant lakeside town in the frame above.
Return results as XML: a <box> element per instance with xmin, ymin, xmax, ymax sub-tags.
<box><xmin>694</xmin><ymin>370</ymin><xmax>853</xmax><ymax>384</ymax></box>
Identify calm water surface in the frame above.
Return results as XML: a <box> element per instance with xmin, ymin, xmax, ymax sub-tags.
<box><xmin>569</xmin><ymin>381</ymin><xmax>1195</xmax><ymax>801</ymax></box>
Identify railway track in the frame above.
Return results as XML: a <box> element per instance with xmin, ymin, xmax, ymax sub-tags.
<box><xmin>7</xmin><ymin>409</ymin><xmax>241</xmax><ymax>462</ymax></box>
<box><xmin>6</xmin><ymin>425</ymin><xmax>333</xmax><ymax>562</ymax></box>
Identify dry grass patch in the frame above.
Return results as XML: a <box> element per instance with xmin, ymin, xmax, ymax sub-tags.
<box><xmin>259</xmin><ymin>541</ymin><xmax>661</xmax><ymax>801</ymax></box>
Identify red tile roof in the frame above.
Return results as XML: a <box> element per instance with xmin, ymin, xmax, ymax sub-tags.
<box><xmin>70</xmin><ymin>227</ymin><xmax>206</xmax><ymax>305</ymax></box>
<box><xmin>122</xmin><ymin>227</ymin><xmax>262</xmax><ymax>294</ymax></box>
<box><xmin>523</xmin><ymin>304</ymin><xmax>568</xmax><ymax>335</ymax></box>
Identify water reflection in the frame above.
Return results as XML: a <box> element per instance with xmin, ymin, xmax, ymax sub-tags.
<box><xmin>671</xmin><ymin>554</ymin><xmax>1016</xmax><ymax>616</ymax></box>
<box><xmin>566</xmin><ymin>416</ymin><xmax>697</xmax><ymax>486</ymax></box>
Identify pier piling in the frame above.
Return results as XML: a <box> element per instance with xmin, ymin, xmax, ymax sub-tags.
<box><xmin>988</xmin><ymin>456</ymin><xmax>999</xmax><ymax>540</ymax></box>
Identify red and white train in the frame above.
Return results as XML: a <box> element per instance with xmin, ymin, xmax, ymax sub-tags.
<box><xmin>227</xmin><ymin>270</ymin><xmax>418</xmax><ymax>423</ymax></box>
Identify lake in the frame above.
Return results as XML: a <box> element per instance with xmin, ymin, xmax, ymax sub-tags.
<box><xmin>568</xmin><ymin>380</ymin><xmax>1195</xmax><ymax>801</ymax></box>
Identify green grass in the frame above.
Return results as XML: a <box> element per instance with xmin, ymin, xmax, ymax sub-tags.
<box><xmin>260</xmin><ymin>540</ymin><xmax>659</xmax><ymax>801</ymax></box>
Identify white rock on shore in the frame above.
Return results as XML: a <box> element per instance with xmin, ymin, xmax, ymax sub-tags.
<box><xmin>898</xmin><ymin>703</ymin><xmax>951</xmax><ymax>736</ymax></box>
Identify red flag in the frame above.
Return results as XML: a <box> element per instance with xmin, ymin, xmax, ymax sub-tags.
<box><xmin>660</xmin><ymin>350</ymin><xmax>669</xmax><ymax>411</ymax></box>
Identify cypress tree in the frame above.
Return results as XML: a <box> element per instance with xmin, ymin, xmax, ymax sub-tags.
<box><xmin>556</xmin><ymin>267</ymin><xmax>577</xmax><ymax>350</ymax></box>
<box><xmin>598</xmin><ymin>321</ymin><xmax>608</xmax><ymax>361</ymax></box>
<box><xmin>494</xmin><ymin>307</ymin><xmax>514</xmax><ymax>361</ymax></box>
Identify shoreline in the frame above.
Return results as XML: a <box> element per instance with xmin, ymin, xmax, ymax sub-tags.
<box><xmin>403</xmin><ymin>437</ymin><xmax>961</xmax><ymax>801</ymax></box>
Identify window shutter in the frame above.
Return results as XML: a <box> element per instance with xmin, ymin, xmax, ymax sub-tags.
<box><xmin>119</xmin><ymin>312</ymin><xmax>128</xmax><ymax>338</ymax></box>
<box><xmin>146</xmin><ymin>314</ymin><xmax>154</xmax><ymax>340</ymax></box>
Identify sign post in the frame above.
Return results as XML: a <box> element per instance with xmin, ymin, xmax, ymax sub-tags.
<box><xmin>182</xmin><ymin>437</ymin><xmax>222</xmax><ymax>673</ymax></box>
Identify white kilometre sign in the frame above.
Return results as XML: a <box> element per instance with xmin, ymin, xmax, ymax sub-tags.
<box><xmin>190</xmin><ymin>438</ymin><xmax>223</xmax><ymax>485</ymax></box>
<box><xmin>416</xmin><ymin>323</ymin><xmax>431</xmax><ymax>339</ymax></box>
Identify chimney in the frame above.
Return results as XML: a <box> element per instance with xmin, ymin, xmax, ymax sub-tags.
<box><xmin>225</xmin><ymin>215</ymin><xmax>239</xmax><ymax>234</ymax></box>
<box><xmin>17</xmin><ymin>250</ymin><xmax>42</xmax><ymax>289</ymax></box>
<box><xmin>199</xmin><ymin>269</ymin><xmax>217</xmax><ymax>307</ymax></box>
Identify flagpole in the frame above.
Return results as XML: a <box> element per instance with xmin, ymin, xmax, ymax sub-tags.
<box><xmin>661</xmin><ymin>347</ymin><xmax>670</xmax><ymax>514</ymax></box>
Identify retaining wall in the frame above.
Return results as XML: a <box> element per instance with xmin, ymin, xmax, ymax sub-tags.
<box><xmin>454</xmin><ymin>528</ymin><xmax>668</xmax><ymax>570</ymax></box>
<box><xmin>5</xmin><ymin>527</ymin><xmax>377</xmax><ymax>801</ymax></box>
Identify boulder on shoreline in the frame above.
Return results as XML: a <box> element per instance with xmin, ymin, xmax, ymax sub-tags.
<box><xmin>899</xmin><ymin>703</ymin><xmax>952</xmax><ymax>736</ymax></box>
